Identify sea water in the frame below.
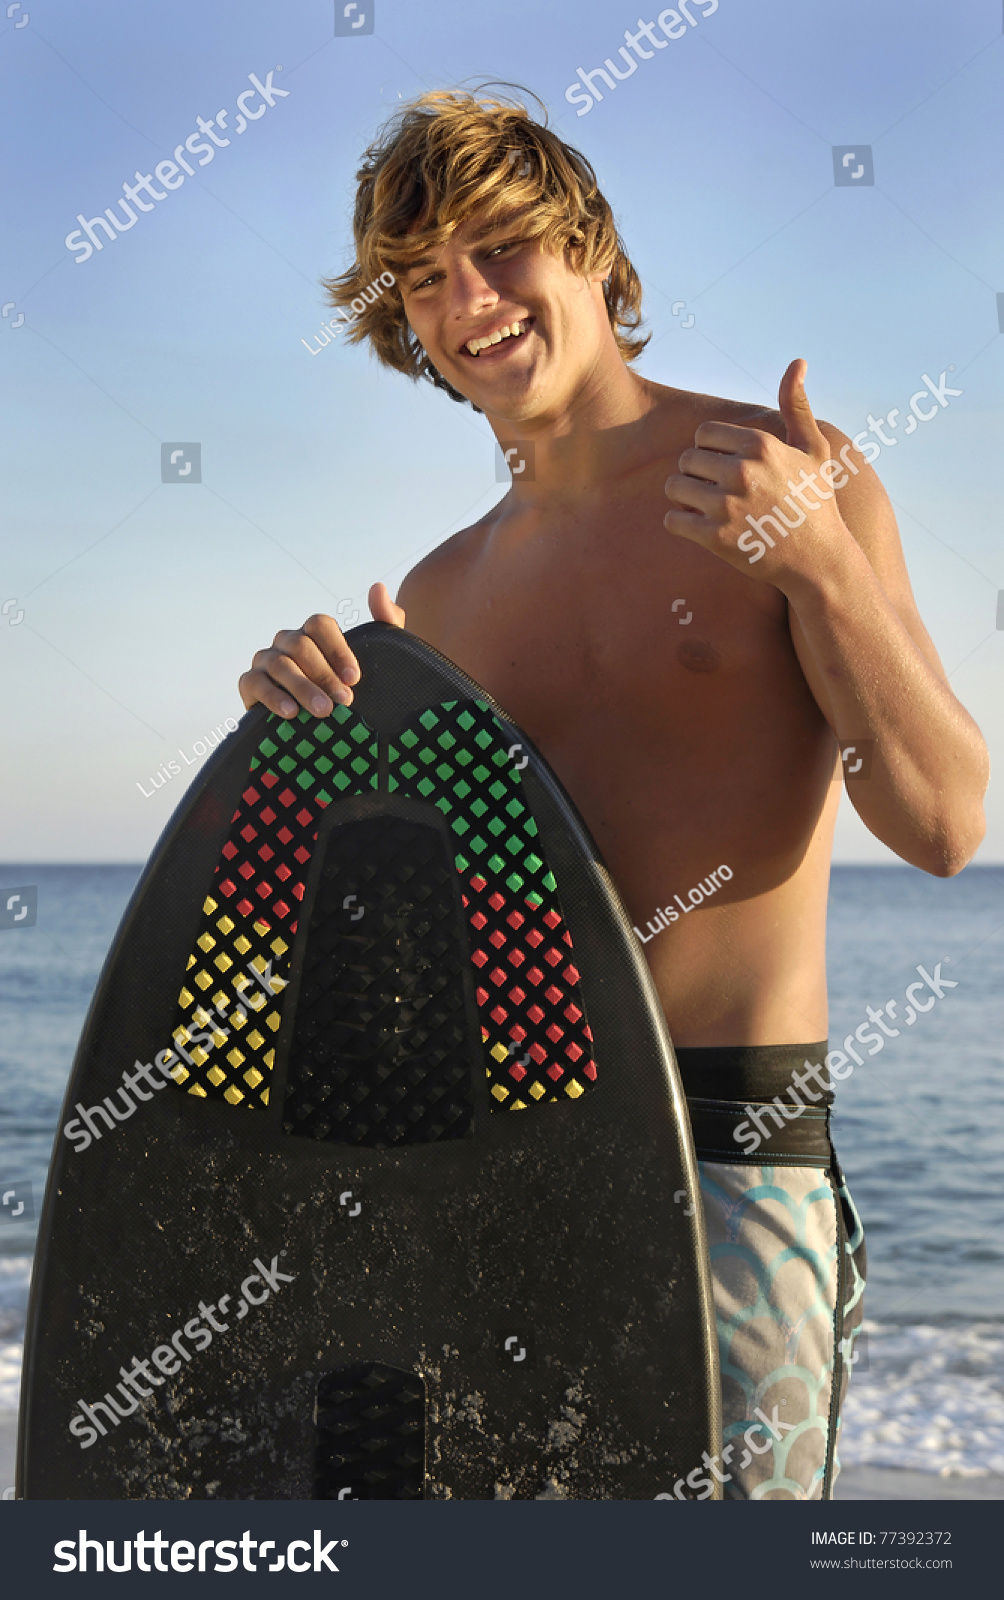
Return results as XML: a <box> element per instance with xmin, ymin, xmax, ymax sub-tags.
<box><xmin>1</xmin><ymin>863</ymin><xmax>1002</xmax><ymax>1477</ymax></box>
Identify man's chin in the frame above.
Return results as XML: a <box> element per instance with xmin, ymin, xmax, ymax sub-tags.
<box><xmin>440</xmin><ymin>340</ymin><xmax>542</xmax><ymax>396</ymax></box>
<box><xmin>445</xmin><ymin>365</ymin><xmax>544</xmax><ymax>423</ymax></box>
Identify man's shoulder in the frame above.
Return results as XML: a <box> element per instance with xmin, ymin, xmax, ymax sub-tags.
<box><xmin>663</xmin><ymin>376</ymin><xmax>867</xmax><ymax>447</ymax></box>
<box><xmin>644</xmin><ymin>378</ymin><xmax>787</xmax><ymax>440</ymax></box>
<box><xmin>648</xmin><ymin>379</ymin><xmax>866</xmax><ymax>471</ymax></box>
<box><xmin>395</xmin><ymin>507</ymin><xmax>495</xmax><ymax>620</ymax></box>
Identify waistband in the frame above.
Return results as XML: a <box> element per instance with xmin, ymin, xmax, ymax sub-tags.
<box><xmin>675</xmin><ymin>1042</ymin><xmax>835</xmax><ymax>1166</ymax></box>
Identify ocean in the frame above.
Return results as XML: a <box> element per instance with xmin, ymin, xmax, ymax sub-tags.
<box><xmin>1</xmin><ymin>863</ymin><xmax>1002</xmax><ymax>1480</ymax></box>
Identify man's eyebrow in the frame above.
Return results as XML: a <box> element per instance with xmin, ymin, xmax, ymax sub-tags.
<box><xmin>403</xmin><ymin>253</ymin><xmax>438</xmax><ymax>276</ymax></box>
<box><xmin>401</xmin><ymin>215</ymin><xmax>531</xmax><ymax>280</ymax></box>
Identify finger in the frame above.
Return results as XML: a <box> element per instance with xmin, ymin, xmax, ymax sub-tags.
<box><xmin>300</xmin><ymin>613</ymin><xmax>361</xmax><ymax>687</ymax></box>
<box><xmin>369</xmin><ymin>582</ymin><xmax>406</xmax><ymax>627</ymax></box>
<box><xmin>676</xmin><ymin>446</ymin><xmax>742</xmax><ymax>487</ymax></box>
<box><xmin>778</xmin><ymin>357</ymin><xmax>826</xmax><ymax>457</ymax></box>
<box><xmin>693</xmin><ymin>420</ymin><xmax>766</xmax><ymax>455</ymax></box>
<box><xmin>239</xmin><ymin>665</ymin><xmax>317</xmax><ymax>719</ymax></box>
<box><xmin>255</xmin><ymin>636</ymin><xmax>350</xmax><ymax>715</ymax></box>
<box><xmin>664</xmin><ymin>473</ymin><xmax>722</xmax><ymax>514</ymax></box>
<box><xmin>663</xmin><ymin>505</ymin><xmax>711</xmax><ymax>544</ymax></box>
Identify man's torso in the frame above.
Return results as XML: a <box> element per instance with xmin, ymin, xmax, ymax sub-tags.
<box><xmin>400</xmin><ymin>385</ymin><xmax>840</xmax><ymax>1045</ymax></box>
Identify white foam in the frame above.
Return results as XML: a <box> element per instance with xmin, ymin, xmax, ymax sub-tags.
<box><xmin>0</xmin><ymin>1257</ymin><xmax>32</xmax><ymax>1411</ymax></box>
<box><xmin>0</xmin><ymin>1255</ymin><xmax>31</xmax><ymax>1304</ymax></box>
<box><xmin>0</xmin><ymin>1343</ymin><xmax>21</xmax><ymax>1412</ymax></box>
<box><xmin>840</xmin><ymin>1320</ymin><xmax>1004</xmax><ymax>1477</ymax></box>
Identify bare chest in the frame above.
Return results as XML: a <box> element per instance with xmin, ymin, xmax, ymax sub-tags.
<box><xmin>428</xmin><ymin>491</ymin><xmax>797</xmax><ymax>753</ymax></box>
<box><xmin>413</xmin><ymin>480</ymin><xmax>835</xmax><ymax>946</ymax></box>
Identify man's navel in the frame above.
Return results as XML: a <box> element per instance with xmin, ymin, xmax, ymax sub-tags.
<box><xmin>676</xmin><ymin>638</ymin><xmax>721</xmax><ymax>674</ymax></box>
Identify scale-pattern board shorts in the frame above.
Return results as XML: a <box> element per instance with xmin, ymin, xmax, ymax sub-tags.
<box><xmin>678</xmin><ymin>1044</ymin><xmax>868</xmax><ymax>1501</ymax></box>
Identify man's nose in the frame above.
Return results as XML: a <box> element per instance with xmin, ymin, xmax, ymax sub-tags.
<box><xmin>447</xmin><ymin>257</ymin><xmax>499</xmax><ymax>321</ymax></box>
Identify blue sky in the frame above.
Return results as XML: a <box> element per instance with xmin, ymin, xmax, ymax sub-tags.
<box><xmin>1</xmin><ymin>0</ymin><xmax>1002</xmax><ymax>861</ymax></box>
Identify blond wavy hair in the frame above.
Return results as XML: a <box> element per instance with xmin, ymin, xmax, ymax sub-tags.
<box><xmin>322</xmin><ymin>87</ymin><xmax>648</xmax><ymax>405</ymax></box>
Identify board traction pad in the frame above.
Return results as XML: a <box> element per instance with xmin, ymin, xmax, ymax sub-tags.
<box><xmin>18</xmin><ymin>624</ymin><xmax>720</xmax><ymax>1501</ymax></box>
<box><xmin>315</xmin><ymin>1362</ymin><xmax>426</xmax><ymax>1500</ymax></box>
<box><xmin>284</xmin><ymin>813</ymin><xmax>475</xmax><ymax>1146</ymax></box>
<box><xmin>170</xmin><ymin>698</ymin><xmax>598</xmax><ymax>1131</ymax></box>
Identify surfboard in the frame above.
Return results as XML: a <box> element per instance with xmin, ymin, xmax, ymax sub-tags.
<box><xmin>18</xmin><ymin>623</ymin><xmax>720</xmax><ymax>1500</ymax></box>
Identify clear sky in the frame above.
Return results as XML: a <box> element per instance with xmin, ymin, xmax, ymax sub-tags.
<box><xmin>2</xmin><ymin>0</ymin><xmax>1002</xmax><ymax>862</ymax></box>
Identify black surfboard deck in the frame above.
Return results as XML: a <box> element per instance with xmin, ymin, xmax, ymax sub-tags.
<box><xmin>19</xmin><ymin>624</ymin><xmax>720</xmax><ymax>1500</ymax></box>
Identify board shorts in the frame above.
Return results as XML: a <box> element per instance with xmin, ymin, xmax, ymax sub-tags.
<box><xmin>677</xmin><ymin>1044</ymin><xmax>867</xmax><ymax>1501</ymax></box>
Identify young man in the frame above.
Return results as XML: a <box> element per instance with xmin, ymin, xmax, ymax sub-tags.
<box><xmin>239</xmin><ymin>91</ymin><xmax>988</xmax><ymax>1499</ymax></box>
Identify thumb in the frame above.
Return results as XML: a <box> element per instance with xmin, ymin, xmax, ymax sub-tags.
<box><xmin>778</xmin><ymin>358</ymin><xmax>826</xmax><ymax>458</ymax></box>
<box><xmin>368</xmin><ymin>581</ymin><xmax>406</xmax><ymax>628</ymax></box>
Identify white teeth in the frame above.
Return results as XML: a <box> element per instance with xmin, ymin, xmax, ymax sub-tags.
<box><xmin>465</xmin><ymin>319</ymin><xmax>525</xmax><ymax>355</ymax></box>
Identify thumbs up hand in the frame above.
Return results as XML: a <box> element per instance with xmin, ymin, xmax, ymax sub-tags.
<box><xmin>663</xmin><ymin>359</ymin><xmax>854</xmax><ymax>589</ymax></box>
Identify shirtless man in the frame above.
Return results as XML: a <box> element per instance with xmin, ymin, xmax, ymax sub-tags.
<box><xmin>239</xmin><ymin>91</ymin><xmax>988</xmax><ymax>1499</ymax></box>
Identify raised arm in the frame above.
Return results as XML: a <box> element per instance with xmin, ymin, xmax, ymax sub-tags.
<box><xmin>663</xmin><ymin>360</ymin><xmax>988</xmax><ymax>875</ymax></box>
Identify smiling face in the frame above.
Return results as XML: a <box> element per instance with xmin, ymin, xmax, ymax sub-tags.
<box><xmin>398</xmin><ymin>211</ymin><xmax>616</xmax><ymax>426</ymax></box>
